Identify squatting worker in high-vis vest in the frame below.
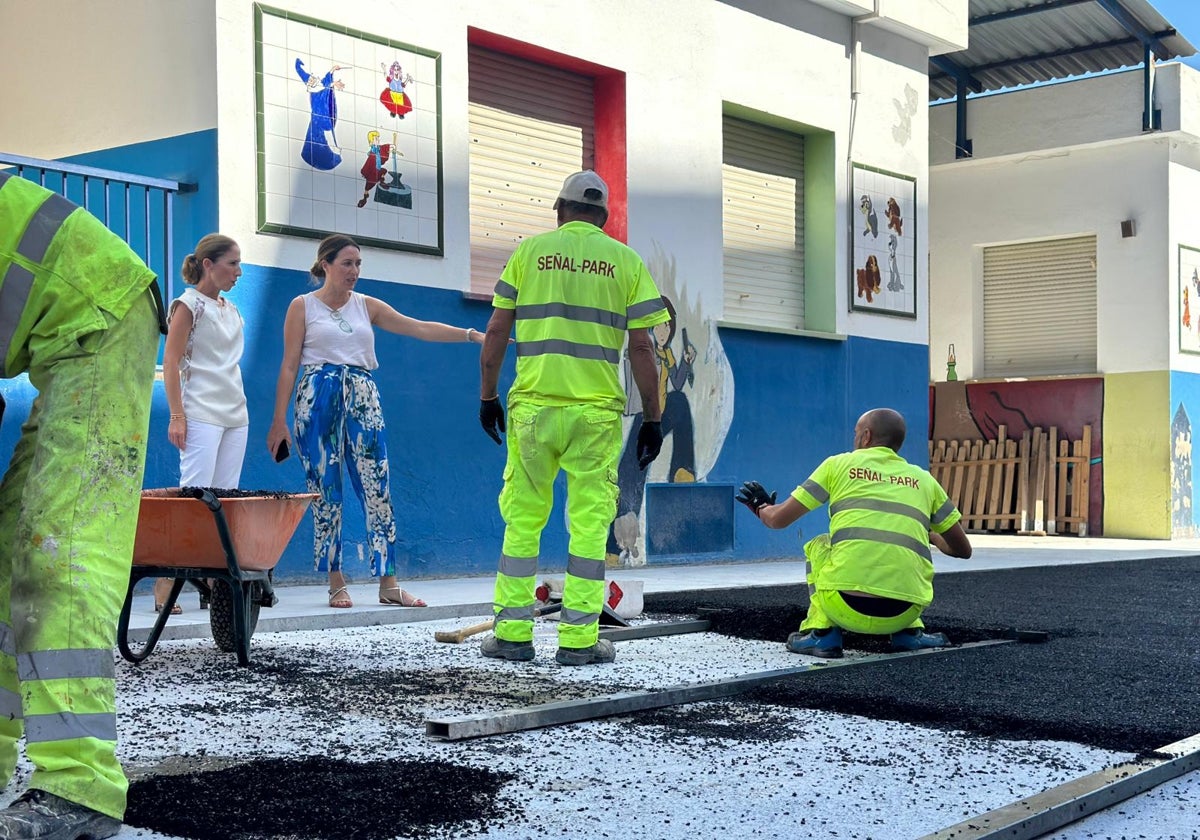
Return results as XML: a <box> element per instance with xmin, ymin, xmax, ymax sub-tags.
<box><xmin>737</xmin><ymin>408</ymin><xmax>973</xmax><ymax>659</ymax></box>
<box><xmin>0</xmin><ymin>172</ymin><xmax>165</xmax><ymax>839</ymax></box>
<box><xmin>477</xmin><ymin>170</ymin><xmax>670</xmax><ymax>666</ymax></box>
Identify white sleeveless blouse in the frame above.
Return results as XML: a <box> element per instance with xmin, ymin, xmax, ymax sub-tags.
<box><xmin>175</xmin><ymin>287</ymin><xmax>249</xmax><ymax>427</ymax></box>
<box><xmin>299</xmin><ymin>292</ymin><xmax>378</xmax><ymax>370</ymax></box>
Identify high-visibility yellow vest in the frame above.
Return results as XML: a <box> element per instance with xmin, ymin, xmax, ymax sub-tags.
<box><xmin>493</xmin><ymin>220</ymin><xmax>670</xmax><ymax>411</ymax></box>
<box><xmin>0</xmin><ymin>172</ymin><xmax>158</xmax><ymax>377</ymax></box>
<box><xmin>792</xmin><ymin>446</ymin><xmax>961</xmax><ymax>605</ymax></box>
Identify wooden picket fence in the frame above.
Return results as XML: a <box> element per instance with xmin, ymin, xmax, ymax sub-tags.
<box><xmin>928</xmin><ymin>424</ymin><xmax>1092</xmax><ymax>536</ymax></box>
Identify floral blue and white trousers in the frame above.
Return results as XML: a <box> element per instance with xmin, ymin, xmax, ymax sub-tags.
<box><xmin>293</xmin><ymin>363</ymin><xmax>396</xmax><ymax>576</ymax></box>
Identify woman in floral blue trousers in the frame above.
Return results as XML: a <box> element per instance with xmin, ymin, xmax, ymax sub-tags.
<box><xmin>268</xmin><ymin>234</ymin><xmax>485</xmax><ymax>608</ymax></box>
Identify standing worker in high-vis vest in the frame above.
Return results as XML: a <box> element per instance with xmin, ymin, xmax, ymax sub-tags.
<box><xmin>0</xmin><ymin>172</ymin><xmax>164</xmax><ymax>839</ymax></box>
<box><xmin>737</xmin><ymin>408</ymin><xmax>973</xmax><ymax>659</ymax></box>
<box><xmin>478</xmin><ymin>170</ymin><xmax>669</xmax><ymax>666</ymax></box>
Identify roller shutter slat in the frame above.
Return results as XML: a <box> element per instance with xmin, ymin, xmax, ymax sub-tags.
<box><xmin>983</xmin><ymin>235</ymin><xmax>1097</xmax><ymax>377</ymax></box>
<box><xmin>469</xmin><ymin>47</ymin><xmax>594</xmax><ymax>295</ymax></box>
<box><xmin>722</xmin><ymin>116</ymin><xmax>804</xmax><ymax>330</ymax></box>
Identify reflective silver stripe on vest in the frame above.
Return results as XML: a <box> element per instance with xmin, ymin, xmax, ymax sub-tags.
<box><xmin>496</xmin><ymin>605</ymin><xmax>535</xmax><ymax>622</ymax></box>
<box><xmin>560</xmin><ymin>606</ymin><xmax>599</xmax><ymax>627</ymax></box>
<box><xmin>494</xmin><ymin>280</ymin><xmax>517</xmax><ymax>300</ymax></box>
<box><xmin>16</xmin><ymin>191</ymin><xmax>77</xmax><ymax>263</ymax></box>
<box><xmin>17</xmin><ymin>649</ymin><xmax>115</xmax><ymax>682</ymax></box>
<box><xmin>0</xmin><ymin>687</ymin><xmax>20</xmax><ymax>719</ymax></box>
<box><xmin>498</xmin><ymin>554</ymin><xmax>538</xmax><ymax>579</ymax></box>
<box><xmin>0</xmin><ymin>264</ymin><xmax>34</xmax><ymax>370</ymax></box>
<box><xmin>830</xmin><ymin>498</ymin><xmax>930</xmax><ymax>530</ymax></box>
<box><xmin>24</xmin><ymin>711</ymin><xmax>118</xmax><ymax>745</ymax></box>
<box><xmin>931</xmin><ymin>498</ymin><xmax>956</xmax><ymax>526</ymax></box>
<box><xmin>516</xmin><ymin>338</ymin><xmax>619</xmax><ymax>364</ymax></box>
<box><xmin>566</xmin><ymin>554</ymin><xmax>606</xmax><ymax>582</ymax></box>
<box><xmin>0</xmin><ymin>185</ymin><xmax>78</xmax><ymax>367</ymax></box>
<box><xmin>801</xmin><ymin>479</ymin><xmax>829</xmax><ymax>504</ymax></box>
<box><xmin>627</xmin><ymin>298</ymin><xmax>667</xmax><ymax>321</ymax></box>
<box><xmin>516</xmin><ymin>302</ymin><xmax>626</xmax><ymax>330</ymax></box>
<box><xmin>0</xmin><ymin>622</ymin><xmax>15</xmax><ymax>657</ymax></box>
<box><xmin>830</xmin><ymin>527</ymin><xmax>932</xmax><ymax>561</ymax></box>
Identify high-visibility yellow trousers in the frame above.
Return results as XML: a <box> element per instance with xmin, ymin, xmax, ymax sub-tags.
<box><xmin>0</xmin><ymin>290</ymin><xmax>158</xmax><ymax>819</ymax></box>
<box><xmin>494</xmin><ymin>403</ymin><xmax>621</xmax><ymax>650</ymax></box>
<box><xmin>799</xmin><ymin>534</ymin><xmax>925</xmax><ymax>635</ymax></box>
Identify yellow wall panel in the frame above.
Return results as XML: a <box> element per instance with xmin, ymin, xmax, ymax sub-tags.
<box><xmin>1104</xmin><ymin>372</ymin><xmax>1170</xmax><ymax>537</ymax></box>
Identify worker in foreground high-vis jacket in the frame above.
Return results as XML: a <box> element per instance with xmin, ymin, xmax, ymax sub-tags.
<box><xmin>737</xmin><ymin>408</ymin><xmax>973</xmax><ymax>659</ymax></box>
<box><xmin>477</xmin><ymin>170</ymin><xmax>669</xmax><ymax>666</ymax></box>
<box><xmin>0</xmin><ymin>172</ymin><xmax>164</xmax><ymax>839</ymax></box>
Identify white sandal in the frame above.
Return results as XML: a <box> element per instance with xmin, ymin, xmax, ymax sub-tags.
<box><xmin>327</xmin><ymin>586</ymin><xmax>353</xmax><ymax>608</ymax></box>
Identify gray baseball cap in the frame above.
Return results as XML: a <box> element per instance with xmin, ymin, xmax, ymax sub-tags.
<box><xmin>554</xmin><ymin>170</ymin><xmax>608</xmax><ymax>211</ymax></box>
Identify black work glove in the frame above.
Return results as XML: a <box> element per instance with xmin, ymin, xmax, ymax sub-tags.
<box><xmin>736</xmin><ymin>480</ymin><xmax>777</xmax><ymax>517</ymax></box>
<box><xmin>480</xmin><ymin>398</ymin><xmax>505</xmax><ymax>445</ymax></box>
<box><xmin>636</xmin><ymin>421</ymin><xmax>663</xmax><ymax>469</ymax></box>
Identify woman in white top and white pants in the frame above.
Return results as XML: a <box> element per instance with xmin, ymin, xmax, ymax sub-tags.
<box><xmin>158</xmin><ymin>234</ymin><xmax>249</xmax><ymax>612</ymax></box>
<box><xmin>267</xmin><ymin>234</ymin><xmax>484</xmax><ymax>609</ymax></box>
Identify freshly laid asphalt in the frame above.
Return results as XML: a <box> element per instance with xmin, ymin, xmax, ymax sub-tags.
<box><xmin>100</xmin><ymin>536</ymin><xmax>1200</xmax><ymax>839</ymax></box>
<box><xmin>645</xmin><ymin>555</ymin><xmax>1200</xmax><ymax>754</ymax></box>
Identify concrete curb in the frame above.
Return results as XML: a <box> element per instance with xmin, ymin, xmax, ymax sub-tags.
<box><xmin>123</xmin><ymin>602</ymin><xmax>494</xmax><ymax>644</ymax></box>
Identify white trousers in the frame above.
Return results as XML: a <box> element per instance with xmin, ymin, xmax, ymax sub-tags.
<box><xmin>179</xmin><ymin>419</ymin><xmax>248</xmax><ymax>488</ymax></box>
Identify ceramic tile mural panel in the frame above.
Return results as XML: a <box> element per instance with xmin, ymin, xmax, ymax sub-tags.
<box><xmin>850</xmin><ymin>163</ymin><xmax>916</xmax><ymax>318</ymax></box>
<box><xmin>255</xmin><ymin>4</ymin><xmax>443</xmax><ymax>254</ymax></box>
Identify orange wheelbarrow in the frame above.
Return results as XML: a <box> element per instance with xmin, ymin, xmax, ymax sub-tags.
<box><xmin>117</xmin><ymin>488</ymin><xmax>316</xmax><ymax>666</ymax></box>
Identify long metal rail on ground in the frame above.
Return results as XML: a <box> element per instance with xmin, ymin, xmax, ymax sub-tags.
<box><xmin>918</xmin><ymin>731</ymin><xmax>1200</xmax><ymax>839</ymax></box>
<box><xmin>426</xmin><ymin>637</ymin><xmax>1014</xmax><ymax>741</ymax></box>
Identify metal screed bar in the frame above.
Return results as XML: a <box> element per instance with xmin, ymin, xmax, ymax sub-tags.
<box><xmin>919</xmin><ymin>732</ymin><xmax>1200</xmax><ymax>840</ymax></box>
<box><xmin>598</xmin><ymin>619</ymin><xmax>711</xmax><ymax>641</ymax></box>
<box><xmin>426</xmin><ymin>639</ymin><xmax>1014</xmax><ymax>741</ymax></box>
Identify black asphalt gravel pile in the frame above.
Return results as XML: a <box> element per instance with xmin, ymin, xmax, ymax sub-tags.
<box><xmin>177</xmin><ymin>487</ymin><xmax>298</xmax><ymax>499</ymax></box>
<box><xmin>632</xmin><ymin>701</ymin><xmax>807</xmax><ymax>745</ymax></box>
<box><xmin>644</xmin><ymin>555</ymin><xmax>1200</xmax><ymax>753</ymax></box>
<box><xmin>125</xmin><ymin>756</ymin><xmax>515</xmax><ymax>839</ymax></box>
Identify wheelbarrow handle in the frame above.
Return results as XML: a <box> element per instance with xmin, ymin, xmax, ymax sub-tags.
<box><xmin>184</xmin><ymin>486</ymin><xmax>222</xmax><ymax>512</ymax></box>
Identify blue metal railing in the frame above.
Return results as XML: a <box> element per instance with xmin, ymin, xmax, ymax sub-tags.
<box><xmin>0</xmin><ymin>152</ymin><xmax>196</xmax><ymax>303</ymax></box>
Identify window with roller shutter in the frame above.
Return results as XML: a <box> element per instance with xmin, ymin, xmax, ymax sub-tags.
<box><xmin>467</xmin><ymin>46</ymin><xmax>595</xmax><ymax>297</ymax></box>
<box><xmin>721</xmin><ymin>116</ymin><xmax>805</xmax><ymax>331</ymax></box>
<box><xmin>982</xmin><ymin>235</ymin><xmax>1098</xmax><ymax>377</ymax></box>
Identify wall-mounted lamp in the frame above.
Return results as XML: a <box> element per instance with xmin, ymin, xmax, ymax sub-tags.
<box><xmin>1121</xmin><ymin>219</ymin><xmax>1137</xmax><ymax>238</ymax></box>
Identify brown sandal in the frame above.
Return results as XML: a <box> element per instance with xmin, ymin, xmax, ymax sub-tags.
<box><xmin>379</xmin><ymin>586</ymin><xmax>426</xmax><ymax>607</ymax></box>
<box><xmin>328</xmin><ymin>586</ymin><xmax>353</xmax><ymax>609</ymax></box>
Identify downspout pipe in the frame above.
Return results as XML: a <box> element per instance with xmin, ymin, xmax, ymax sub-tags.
<box><xmin>848</xmin><ymin>0</ymin><xmax>882</xmax><ymax>309</ymax></box>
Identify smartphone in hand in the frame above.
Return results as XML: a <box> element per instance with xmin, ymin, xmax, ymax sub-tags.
<box><xmin>274</xmin><ymin>439</ymin><xmax>290</xmax><ymax>463</ymax></box>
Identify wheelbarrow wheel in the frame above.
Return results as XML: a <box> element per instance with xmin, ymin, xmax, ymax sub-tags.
<box><xmin>209</xmin><ymin>579</ymin><xmax>262</xmax><ymax>653</ymax></box>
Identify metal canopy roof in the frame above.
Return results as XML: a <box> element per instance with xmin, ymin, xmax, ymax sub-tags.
<box><xmin>929</xmin><ymin>0</ymin><xmax>1196</xmax><ymax>101</ymax></box>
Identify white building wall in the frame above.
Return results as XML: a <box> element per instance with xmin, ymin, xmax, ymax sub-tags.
<box><xmin>931</xmin><ymin>63</ymin><xmax>1187</xmax><ymax>167</ymax></box>
<box><xmin>929</xmin><ymin>138</ymin><xmax>1169</xmax><ymax>381</ymax></box>
<box><xmin>0</xmin><ymin>0</ymin><xmax>218</xmax><ymax>158</ymax></box>
<box><xmin>1</xmin><ymin>0</ymin><xmax>963</xmax><ymax>348</ymax></box>
<box><xmin>1169</xmin><ymin>153</ymin><xmax>1200</xmax><ymax>374</ymax></box>
<box><xmin>927</xmin><ymin>66</ymin><xmax>1200</xmax><ymax>382</ymax></box>
<box><xmin>208</xmin><ymin>0</ymin><xmax>953</xmax><ymax>344</ymax></box>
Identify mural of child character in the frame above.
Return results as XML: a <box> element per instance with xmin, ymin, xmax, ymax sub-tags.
<box><xmin>1193</xmin><ymin>269</ymin><xmax>1200</xmax><ymax>332</ymax></box>
<box><xmin>294</xmin><ymin>59</ymin><xmax>345</xmax><ymax>171</ymax></box>
<box><xmin>380</xmin><ymin>61</ymin><xmax>414</xmax><ymax>118</ymax></box>
<box><xmin>607</xmin><ymin>295</ymin><xmax>697</xmax><ymax>564</ymax></box>
<box><xmin>357</xmin><ymin>130</ymin><xmax>399</xmax><ymax>208</ymax></box>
